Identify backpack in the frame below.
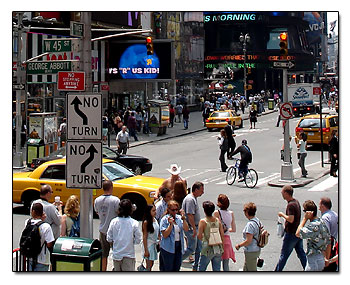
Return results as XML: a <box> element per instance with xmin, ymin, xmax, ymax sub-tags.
<box><xmin>69</xmin><ymin>215</ymin><xmax>80</xmax><ymax>237</ymax></box>
<box><xmin>244</xmin><ymin>145</ymin><xmax>253</xmax><ymax>163</ymax></box>
<box><xmin>206</xmin><ymin>218</ymin><xmax>223</xmax><ymax>246</ymax></box>
<box><xmin>19</xmin><ymin>219</ymin><xmax>45</xmax><ymax>259</ymax></box>
<box><xmin>252</xmin><ymin>219</ymin><xmax>269</xmax><ymax>248</ymax></box>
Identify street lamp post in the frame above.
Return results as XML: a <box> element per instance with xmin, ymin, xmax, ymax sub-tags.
<box><xmin>240</xmin><ymin>33</ymin><xmax>250</xmax><ymax>101</ymax></box>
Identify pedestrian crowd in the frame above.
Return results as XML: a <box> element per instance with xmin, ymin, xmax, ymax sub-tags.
<box><xmin>21</xmin><ymin>174</ymin><xmax>338</xmax><ymax>272</ymax></box>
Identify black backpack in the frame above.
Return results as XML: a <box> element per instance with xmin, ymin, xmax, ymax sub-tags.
<box><xmin>19</xmin><ymin>219</ymin><xmax>45</xmax><ymax>259</ymax></box>
<box><xmin>244</xmin><ymin>145</ymin><xmax>253</xmax><ymax>163</ymax></box>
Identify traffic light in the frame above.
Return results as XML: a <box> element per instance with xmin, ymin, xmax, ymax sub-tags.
<box><xmin>146</xmin><ymin>37</ymin><xmax>154</xmax><ymax>55</ymax></box>
<box><xmin>279</xmin><ymin>32</ymin><xmax>288</xmax><ymax>57</ymax></box>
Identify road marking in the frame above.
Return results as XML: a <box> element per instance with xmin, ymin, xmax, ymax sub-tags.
<box><xmin>215</xmin><ymin>160</ymin><xmax>323</xmax><ymax>186</ymax></box>
<box><xmin>308</xmin><ymin>176</ymin><xmax>338</xmax><ymax>192</ymax></box>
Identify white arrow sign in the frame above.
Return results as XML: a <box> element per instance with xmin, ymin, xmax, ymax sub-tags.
<box><xmin>66</xmin><ymin>93</ymin><xmax>102</xmax><ymax>140</ymax></box>
<box><xmin>273</xmin><ymin>61</ymin><xmax>295</xmax><ymax>69</ymax></box>
<box><xmin>66</xmin><ymin>141</ymin><xmax>102</xmax><ymax>189</ymax></box>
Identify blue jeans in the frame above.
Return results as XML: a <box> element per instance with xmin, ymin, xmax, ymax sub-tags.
<box><xmin>160</xmin><ymin>241</ymin><xmax>182</xmax><ymax>271</ymax></box>
<box><xmin>183</xmin><ymin>118</ymin><xmax>189</xmax><ymax>129</ymax></box>
<box><xmin>182</xmin><ymin>229</ymin><xmax>202</xmax><ymax>270</ymax></box>
<box><xmin>28</xmin><ymin>261</ymin><xmax>50</xmax><ymax>271</ymax></box>
<box><xmin>305</xmin><ymin>253</ymin><xmax>325</xmax><ymax>271</ymax></box>
<box><xmin>275</xmin><ymin>232</ymin><xmax>307</xmax><ymax>271</ymax></box>
<box><xmin>199</xmin><ymin>254</ymin><xmax>221</xmax><ymax>271</ymax></box>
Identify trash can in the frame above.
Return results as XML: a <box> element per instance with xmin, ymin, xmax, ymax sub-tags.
<box><xmin>268</xmin><ymin>99</ymin><xmax>275</xmax><ymax>110</ymax></box>
<box><xmin>148</xmin><ymin>99</ymin><xmax>169</xmax><ymax>136</ymax></box>
<box><xmin>51</xmin><ymin>237</ymin><xmax>102</xmax><ymax>271</ymax></box>
<box><xmin>26</xmin><ymin>138</ymin><xmax>45</xmax><ymax>167</ymax></box>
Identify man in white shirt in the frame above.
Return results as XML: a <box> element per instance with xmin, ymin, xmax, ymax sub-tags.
<box><xmin>94</xmin><ymin>180</ymin><xmax>120</xmax><ymax>271</ymax></box>
<box><xmin>116</xmin><ymin>126</ymin><xmax>130</xmax><ymax>154</ymax></box>
<box><xmin>319</xmin><ymin>197</ymin><xmax>338</xmax><ymax>271</ymax></box>
<box><xmin>26</xmin><ymin>203</ymin><xmax>55</xmax><ymax>271</ymax></box>
<box><xmin>107</xmin><ymin>199</ymin><xmax>142</xmax><ymax>271</ymax></box>
<box><xmin>31</xmin><ymin>184</ymin><xmax>62</xmax><ymax>240</ymax></box>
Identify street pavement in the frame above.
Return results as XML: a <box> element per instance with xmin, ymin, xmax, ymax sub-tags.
<box><xmin>12</xmin><ymin>105</ymin><xmax>336</xmax><ymax>272</ymax></box>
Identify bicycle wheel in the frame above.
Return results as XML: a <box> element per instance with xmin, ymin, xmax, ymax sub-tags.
<box><xmin>245</xmin><ymin>169</ymin><xmax>258</xmax><ymax>188</ymax></box>
<box><xmin>226</xmin><ymin>166</ymin><xmax>237</xmax><ymax>185</ymax></box>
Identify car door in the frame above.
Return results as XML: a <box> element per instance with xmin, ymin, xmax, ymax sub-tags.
<box><xmin>39</xmin><ymin>164</ymin><xmax>79</xmax><ymax>203</ymax></box>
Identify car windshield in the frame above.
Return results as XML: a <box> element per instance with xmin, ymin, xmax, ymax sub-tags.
<box><xmin>48</xmin><ymin>147</ymin><xmax>66</xmax><ymax>158</ymax></box>
<box><xmin>103</xmin><ymin>162</ymin><xmax>134</xmax><ymax>181</ymax></box>
<box><xmin>211</xmin><ymin>112</ymin><xmax>230</xmax><ymax>118</ymax></box>
<box><xmin>299</xmin><ymin>119</ymin><xmax>325</xmax><ymax>128</ymax></box>
<box><xmin>102</xmin><ymin>147</ymin><xmax>119</xmax><ymax>158</ymax></box>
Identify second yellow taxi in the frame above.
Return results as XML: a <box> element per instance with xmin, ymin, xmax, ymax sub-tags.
<box><xmin>206</xmin><ymin>110</ymin><xmax>243</xmax><ymax>131</ymax></box>
<box><xmin>295</xmin><ymin>113</ymin><xmax>338</xmax><ymax>145</ymax></box>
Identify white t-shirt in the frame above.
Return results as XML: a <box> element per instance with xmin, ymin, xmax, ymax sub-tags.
<box><xmin>94</xmin><ymin>194</ymin><xmax>120</xmax><ymax>234</ymax></box>
<box><xmin>116</xmin><ymin>131</ymin><xmax>129</xmax><ymax>143</ymax></box>
<box><xmin>174</xmin><ymin>224</ymin><xmax>181</xmax><ymax>241</ymax></box>
<box><xmin>31</xmin><ymin>199</ymin><xmax>62</xmax><ymax>239</ymax></box>
<box><xmin>106</xmin><ymin>217</ymin><xmax>142</xmax><ymax>261</ymax></box>
<box><xmin>24</xmin><ymin>219</ymin><xmax>55</xmax><ymax>265</ymax></box>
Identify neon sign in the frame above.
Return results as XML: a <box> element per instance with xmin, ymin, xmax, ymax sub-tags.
<box><xmin>205</xmin><ymin>54</ymin><xmax>296</xmax><ymax>62</ymax></box>
<box><xmin>204</xmin><ymin>13</ymin><xmax>261</xmax><ymax>23</ymax></box>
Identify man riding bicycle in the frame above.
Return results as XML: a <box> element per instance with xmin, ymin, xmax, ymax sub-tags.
<box><xmin>230</xmin><ymin>139</ymin><xmax>252</xmax><ymax>182</ymax></box>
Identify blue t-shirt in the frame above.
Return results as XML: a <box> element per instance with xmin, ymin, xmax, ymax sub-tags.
<box><xmin>242</xmin><ymin>217</ymin><xmax>261</xmax><ymax>252</ymax></box>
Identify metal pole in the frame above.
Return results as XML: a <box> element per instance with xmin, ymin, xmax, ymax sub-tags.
<box><xmin>243</xmin><ymin>40</ymin><xmax>247</xmax><ymax>101</ymax></box>
<box><xmin>79</xmin><ymin>12</ymin><xmax>93</xmax><ymax>239</ymax></box>
<box><xmin>13</xmin><ymin>12</ymin><xmax>24</xmax><ymax>168</ymax></box>
<box><xmin>320</xmin><ymin>93</ymin><xmax>324</xmax><ymax>167</ymax></box>
<box><xmin>280</xmin><ymin>68</ymin><xmax>295</xmax><ymax>181</ymax></box>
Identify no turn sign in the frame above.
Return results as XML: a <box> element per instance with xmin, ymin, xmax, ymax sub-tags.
<box><xmin>66</xmin><ymin>141</ymin><xmax>102</xmax><ymax>189</ymax></box>
<box><xmin>280</xmin><ymin>102</ymin><xmax>293</xmax><ymax>120</ymax></box>
<box><xmin>67</xmin><ymin>93</ymin><xmax>102</xmax><ymax>140</ymax></box>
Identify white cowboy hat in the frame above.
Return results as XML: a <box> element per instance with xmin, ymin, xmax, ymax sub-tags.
<box><xmin>167</xmin><ymin>164</ymin><xmax>181</xmax><ymax>175</ymax></box>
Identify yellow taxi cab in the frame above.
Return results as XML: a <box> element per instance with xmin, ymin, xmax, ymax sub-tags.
<box><xmin>13</xmin><ymin>158</ymin><xmax>164</xmax><ymax>220</ymax></box>
<box><xmin>206</xmin><ymin>110</ymin><xmax>243</xmax><ymax>131</ymax></box>
<box><xmin>295</xmin><ymin>113</ymin><xmax>338</xmax><ymax>145</ymax></box>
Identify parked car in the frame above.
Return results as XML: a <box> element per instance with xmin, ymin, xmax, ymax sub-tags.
<box><xmin>13</xmin><ymin>158</ymin><xmax>163</xmax><ymax>220</ymax></box>
<box><xmin>31</xmin><ymin>146</ymin><xmax>152</xmax><ymax>175</ymax></box>
<box><xmin>205</xmin><ymin>110</ymin><xmax>243</xmax><ymax>131</ymax></box>
<box><xmin>295</xmin><ymin>113</ymin><xmax>338</xmax><ymax>145</ymax></box>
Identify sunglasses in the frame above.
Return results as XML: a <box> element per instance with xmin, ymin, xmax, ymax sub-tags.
<box><xmin>169</xmin><ymin>208</ymin><xmax>179</xmax><ymax>211</ymax></box>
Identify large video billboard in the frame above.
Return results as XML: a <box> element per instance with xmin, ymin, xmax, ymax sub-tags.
<box><xmin>108</xmin><ymin>41</ymin><xmax>173</xmax><ymax>80</ymax></box>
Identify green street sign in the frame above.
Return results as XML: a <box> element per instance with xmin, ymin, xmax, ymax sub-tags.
<box><xmin>26</xmin><ymin>61</ymin><xmax>72</xmax><ymax>74</ymax></box>
<box><xmin>43</xmin><ymin>39</ymin><xmax>73</xmax><ymax>52</ymax></box>
<box><xmin>70</xmin><ymin>21</ymin><xmax>84</xmax><ymax>38</ymax></box>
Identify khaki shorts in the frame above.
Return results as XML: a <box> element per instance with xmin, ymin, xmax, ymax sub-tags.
<box><xmin>99</xmin><ymin>232</ymin><xmax>111</xmax><ymax>258</ymax></box>
<box><xmin>113</xmin><ymin>257</ymin><xmax>135</xmax><ymax>271</ymax></box>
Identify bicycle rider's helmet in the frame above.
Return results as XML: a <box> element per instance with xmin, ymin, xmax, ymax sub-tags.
<box><xmin>242</xmin><ymin>139</ymin><xmax>248</xmax><ymax>145</ymax></box>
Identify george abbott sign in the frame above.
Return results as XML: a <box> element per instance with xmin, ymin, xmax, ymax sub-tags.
<box><xmin>58</xmin><ymin>72</ymin><xmax>85</xmax><ymax>91</ymax></box>
<box><xmin>26</xmin><ymin>60</ymin><xmax>71</xmax><ymax>74</ymax></box>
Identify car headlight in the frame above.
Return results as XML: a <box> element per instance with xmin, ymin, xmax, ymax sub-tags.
<box><xmin>149</xmin><ymin>191</ymin><xmax>156</xmax><ymax>198</ymax></box>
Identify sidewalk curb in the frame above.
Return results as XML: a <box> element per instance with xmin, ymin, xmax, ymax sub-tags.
<box><xmin>127</xmin><ymin>109</ymin><xmax>277</xmax><ymax>149</ymax></box>
<box><xmin>267</xmin><ymin>168</ymin><xmax>330</xmax><ymax>188</ymax></box>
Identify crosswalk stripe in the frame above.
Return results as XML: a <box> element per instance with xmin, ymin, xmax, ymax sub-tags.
<box><xmin>308</xmin><ymin>176</ymin><xmax>338</xmax><ymax>192</ymax></box>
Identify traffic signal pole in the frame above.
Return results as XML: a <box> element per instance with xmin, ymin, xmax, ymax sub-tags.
<box><xmin>13</xmin><ymin>12</ymin><xmax>24</xmax><ymax>168</ymax></box>
<box><xmin>280</xmin><ymin>68</ymin><xmax>295</xmax><ymax>182</ymax></box>
<box><xmin>79</xmin><ymin>12</ymin><xmax>94</xmax><ymax>239</ymax></box>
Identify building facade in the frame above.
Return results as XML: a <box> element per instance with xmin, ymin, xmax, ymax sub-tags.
<box><xmin>203</xmin><ymin>12</ymin><xmax>322</xmax><ymax>96</ymax></box>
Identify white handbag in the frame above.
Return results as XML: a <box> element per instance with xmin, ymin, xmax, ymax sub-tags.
<box><xmin>277</xmin><ymin>217</ymin><xmax>285</xmax><ymax>238</ymax></box>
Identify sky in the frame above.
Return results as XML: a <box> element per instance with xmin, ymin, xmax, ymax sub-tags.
<box><xmin>327</xmin><ymin>12</ymin><xmax>339</xmax><ymax>35</ymax></box>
